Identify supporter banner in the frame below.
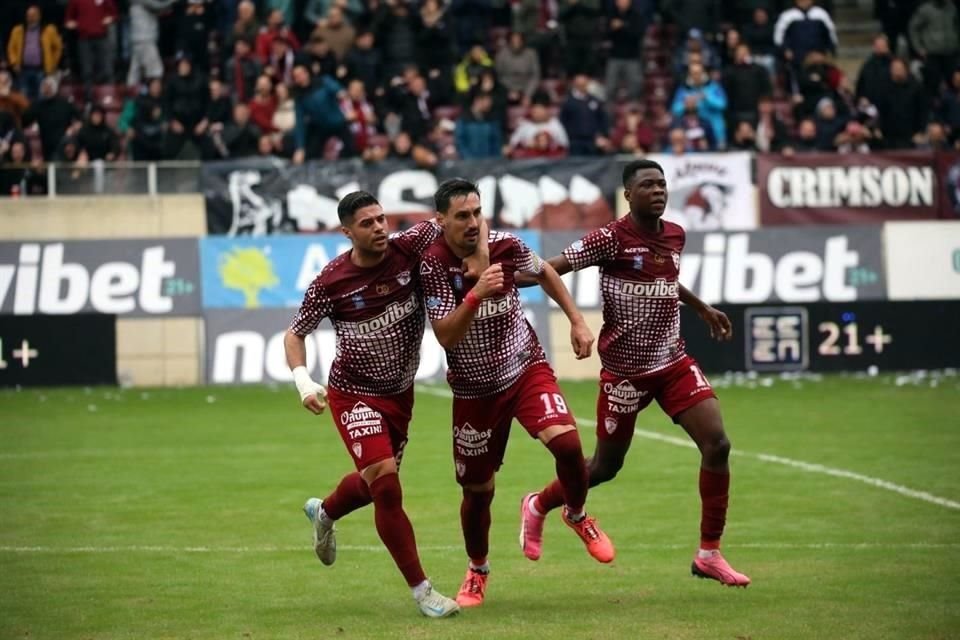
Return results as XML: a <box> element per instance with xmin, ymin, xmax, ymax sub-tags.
<box><xmin>200</xmin><ymin>231</ymin><xmax>544</xmax><ymax>309</ymax></box>
<box><xmin>0</xmin><ymin>239</ymin><xmax>201</xmax><ymax>317</ymax></box>
<box><xmin>203</xmin><ymin>305</ymin><xmax>552</xmax><ymax>384</ymax></box>
<box><xmin>684</xmin><ymin>301</ymin><xmax>960</xmax><ymax>373</ymax></box>
<box><xmin>614</xmin><ymin>152</ymin><xmax>757</xmax><ymax>230</ymax></box>
<box><xmin>541</xmin><ymin>225</ymin><xmax>885</xmax><ymax>307</ymax></box>
<box><xmin>201</xmin><ymin>158</ymin><xmax>619</xmax><ymax>235</ymax></box>
<box><xmin>758</xmin><ymin>152</ymin><xmax>942</xmax><ymax>225</ymax></box>
<box><xmin>883</xmin><ymin>221</ymin><xmax>960</xmax><ymax>300</ymax></box>
<box><xmin>0</xmin><ymin>314</ymin><xmax>117</xmax><ymax>386</ymax></box>
<box><xmin>936</xmin><ymin>151</ymin><xmax>960</xmax><ymax>219</ymax></box>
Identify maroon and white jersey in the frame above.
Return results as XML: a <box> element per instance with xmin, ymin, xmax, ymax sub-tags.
<box><xmin>563</xmin><ymin>218</ymin><xmax>686</xmax><ymax>377</ymax></box>
<box><xmin>289</xmin><ymin>221</ymin><xmax>440</xmax><ymax>395</ymax></box>
<box><xmin>420</xmin><ymin>231</ymin><xmax>547</xmax><ymax>399</ymax></box>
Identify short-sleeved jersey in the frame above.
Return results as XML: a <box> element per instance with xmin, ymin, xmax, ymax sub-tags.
<box><xmin>289</xmin><ymin>221</ymin><xmax>440</xmax><ymax>395</ymax></box>
<box><xmin>563</xmin><ymin>217</ymin><xmax>686</xmax><ymax>377</ymax></box>
<box><xmin>420</xmin><ymin>231</ymin><xmax>547</xmax><ymax>399</ymax></box>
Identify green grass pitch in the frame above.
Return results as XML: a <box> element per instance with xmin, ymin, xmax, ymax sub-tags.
<box><xmin>2</xmin><ymin>373</ymin><xmax>959</xmax><ymax>639</ymax></box>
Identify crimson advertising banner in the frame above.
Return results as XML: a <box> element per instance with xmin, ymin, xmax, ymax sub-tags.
<box><xmin>758</xmin><ymin>152</ymin><xmax>943</xmax><ymax>225</ymax></box>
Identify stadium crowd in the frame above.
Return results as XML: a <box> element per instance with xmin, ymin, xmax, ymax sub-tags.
<box><xmin>0</xmin><ymin>0</ymin><xmax>958</xmax><ymax>194</ymax></box>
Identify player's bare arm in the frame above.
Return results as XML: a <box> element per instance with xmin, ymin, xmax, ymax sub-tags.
<box><xmin>430</xmin><ymin>263</ymin><xmax>505</xmax><ymax>349</ymax></box>
<box><xmin>679</xmin><ymin>284</ymin><xmax>732</xmax><ymax>341</ymax></box>
<box><xmin>529</xmin><ymin>258</ymin><xmax>594</xmax><ymax>359</ymax></box>
<box><xmin>283</xmin><ymin>330</ymin><xmax>328</xmax><ymax>415</ymax></box>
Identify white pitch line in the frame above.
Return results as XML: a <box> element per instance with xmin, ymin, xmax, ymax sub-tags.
<box><xmin>1</xmin><ymin>542</ymin><xmax>958</xmax><ymax>554</ymax></box>
<box><xmin>416</xmin><ymin>386</ymin><xmax>960</xmax><ymax>512</ymax></box>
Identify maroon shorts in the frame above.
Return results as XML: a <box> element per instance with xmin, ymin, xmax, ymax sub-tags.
<box><xmin>451</xmin><ymin>363</ymin><xmax>574</xmax><ymax>486</ymax></box>
<box><xmin>326</xmin><ymin>385</ymin><xmax>414</xmax><ymax>471</ymax></box>
<box><xmin>596</xmin><ymin>354</ymin><xmax>716</xmax><ymax>442</ymax></box>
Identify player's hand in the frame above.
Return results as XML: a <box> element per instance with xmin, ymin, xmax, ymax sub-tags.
<box><xmin>293</xmin><ymin>367</ymin><xmax>328</xmax><ymax>415</ymax></box>
<box><xmin>699</xmin><ymin>305</ymin><xmax>732</xmax><ymax>341</ymax></box>
<box><xmin>473</xmin><ymin>264</ymin><xmax>504</xmax><ymax>299</ymax></box>
<box><xmin>302</xmin><ymin>388</ymin><xmax>328</xmax><ymax>415</ymax></box>
<box><xmin>462</xmin><ymin>245</ymin><xmax>490</xmax><ymax>279</ymax></box>
<box><xmin>570</xmin><ymin>320</ymin><xmax>594</xmax><ymax>359</ymax></box>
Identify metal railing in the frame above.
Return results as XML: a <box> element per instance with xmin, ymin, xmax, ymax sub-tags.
<box><xmin>0</xmin><ymin>161</ymin><xmax>205</xmax><ymax>197</ymax></box>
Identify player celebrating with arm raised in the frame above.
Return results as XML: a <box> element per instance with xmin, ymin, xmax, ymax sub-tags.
<box><xmin>419</xmin><ymin>178</ymin><xmax>615</xmax><ymax>609</ymax></box>
<box><xmin>519</xmin><ymin>159</ymin><xmax>751</xmax><ymax>587</ymax></box>
<box><xmin>284</xmin><ymin>191</ymin><xmax>488</xmax><ymax>618</ymax></box>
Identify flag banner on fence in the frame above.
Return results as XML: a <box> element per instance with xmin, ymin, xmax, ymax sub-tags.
<box><xmin>757</xmin><ymin>152</ymin><xmax>942</xmax><ymax>225</ymax></box>
<box><xmin>201</xmin><ymin>158</ymin><xmax>622</xmax><ymax>235</ymax></box>
<box><xmin>614</xmin><ymin>152</ymin><xmax>757</xmax><ymax>230</ymax></box>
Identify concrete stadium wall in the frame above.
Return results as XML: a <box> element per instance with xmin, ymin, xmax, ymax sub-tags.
<box><xmin>0</xmin><ymin>195</ymin><xmax>205</xmax><ymax>239</ymax></box>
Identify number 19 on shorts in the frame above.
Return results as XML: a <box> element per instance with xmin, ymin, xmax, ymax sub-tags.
<box><xmin>540</xmin><ymin>393</ymin><xmax>568</xmax><ymax>416</ymax></box>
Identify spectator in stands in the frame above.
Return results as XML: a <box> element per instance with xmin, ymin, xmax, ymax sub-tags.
<box><xmin>723</xmin><ymin>42</ymin><xmax>773</xmax><ymax>127</ymax></box>
<box><xmin>376</xmin><ymin>0</ymin><xmax>420</xmax><ymax>81</ymax></box>
<box><xmin>908</xmin><ymin>0</ymin><xmax>960</xmax><ymax>99</ymax></box>
<box><xmin>720</xmin><ymin>28</ymin><xmax>742</xmax><ymax>69</ymax></box>
<box><xmin>291</xmin><ymin>63</ymin><xmax>352</xmax><ymax>164</ymax></box>
<box><xmin>203</xmin><ymin>78</ymin><xmax>233</xmax><ymax>129</ymax></box>
<box><xmin>511</xmin><ymin>0</ymin><xmax>562</xmax><ymax>75</ymax></box>
<box><xmin>835</xmin><ymin>120</ymin><xmax>876</xmax><ymax>152</ymax></box>
<box><xmin>341</xmin><ymin>78</ymin><xmax>378</xmax><ymax>155</ymax></box>
<box><xmin>166</xmin><ymin>55</ymin><xmax>208</xmax><ymax>158</ymax></box>
<box><xmin>812</xmin><ymin>96</ymin><xmax>847</xmax><ymax>150</ymax></box>
<box><xmin>666</xmin><ymin>127</ymin><xmax>690</xmax><ymax>155</ymax></box>
<box><xmin>742</xmin><ymin>7</ymin><xmax>777</xmax><ymax>76</ymax></box>
<box><xmin>506</xmin><ymin>93</ymin><xmax>569</xmax><ymax>157</ymax></box>
<box><xmin>476</xmin><ymin>68</ymin><xmax>508</xmax><ymax>132</ymax></box>
<box><xmin>24</xmin><ymin>76</ymin><xmax>80</xmax><ymax>160</ymax></box>
<box><xmin>7</xmin><ymin>4</ymin><xmax>63</xmax><ymax>102</ymax></box>
<box><xmin>130</xmin><ymin>77</ymin><xmax>168</xmax><ymax>160</ymax></box>
<box><xmin>0</xmin><ymin>71</ymin><xmax>30</xmax><ymax>129</ymax></box>
<box><xmin>0</xmin><ymin>139</ymin><xmax>45</xmax><ymax>197</ymax></box>
<box><xmin>454</xmin><ymin>44</ymin><xmax>494</xmax><ymax>103</ymax></box>
<box><xmin>266</xmin><ymin>34</ymin><xmax>298</xmax><ymax>86</ymax></box>
<box><xmin>671</xmin><ymin>93</ymin><xmax>716</xmax><ymax>150</ymax></box>
<box><xmin>65</xmin><ymin>0</ymin><xmax>118</xmax><ymax>88</ymax></box>
<box><xmin>257</xmin><ymin>133</ymin><xmax>276</xmax><ymax>157</ymax></box>
<box><xmin>495</xmin><ymin>32</ymin><xmax>541</xmax><ymax>106</ymax></box>
<box><xmin>876</xmin><ymin>57</ymin><xmax>927</xmax><ymax>148</ymax></box>
<box><xmin>224</xmin><ymin>37</ymin><xmax>262</xmax><ymax>103</ymax></box>
<box><xmin>76</xmin><ymin>106</ymin><xmax>120</xmax><ymax>161</ymax></box>
<box><xmin>454</xmin><ymin>91</ymin><xmax>502</xmax><ymax>158</ymax></box>
<box><xmin>299</xmin><ymin>35</ymin><xmax>338</xmax><ymax>81</ymax></box>
<box><xmin>559</xmin><ymin>0</ymin><xmax>602</xmax><ymax>76</ymax></box>
<box><xmin>754</xmin><ymin>94</ymin><xmax>792</xmax><ymax>152</ymax></box>
<box><xmin>671</xmin><ymin>61</ymin><xmax>728</xmax><ymax>148</ymax></box>
<box><xmin>792</xmin><ymin>117</ymin><xmax>820</xmax><ymax>151</ymax></box>
<box><xmin>663</xmin><ymin>0</ymin><xmax>722</xmax><ymax>39</ymax></box>
<box><xmin>128</xmin><ymin>0</ymin><xmax>174</xmax><ymax>88</ymax></box>
<box><xmin>450</xmin><ymin>0</ymin><xmax>494</xmax><ymax>55</ymax></box>
<box><xmin>271</xmin><ymin>80</ymin><xmax>296</xmax><ymax>146</ymax></box>
<box><xmin>255</xmin><ymin>9</ymin><xmax>301</xmax><ymax>63</ymax></box>
<box><xmin>673</xmin><ymin>29</ymin><xmax>720</xmax><ymax>80</ymax></box>
<box><xmin>417</xmin><ymin>0</ymin><xmax>456</xmax><ymax>87</ymax></box>
<box><xmin>313</xmin><ymin>5</ymin><xmax>356</xmax><ymax>61</ymax></box>
<box><xmin>940</xmin><ymin>69</ymin><xmax>960</xmax><ymax>145</ymax></box>
<box><xmin>793</xmin><ymin>50</ymin><xmax>842</xmax><ymax>118</ymax></box>
<box><xmin>729</xmin><ymin>120</ymin><xmax>758</xmax><ymax>150</ymax></box>
<box><xmin>611</xmin><ymin>104</ymin><xmax>656</xmax><ymax>155</ymax></box>
<box><xmin>560</xmin><ymin>73</ymin><xmax>610</xmax><ymax>155</ymax></box>
<box><xmin>176</xmin><ymin>0</ymin><xmax>212</xmax><ymax>72</ymax></box>
<box><xmin>856</xmin><ymin>34</ymin><xmax>893</xmax><ymax>108</ymax></box>
<box><xmin>386</xmin><ymin>130</ymin><xmax>439</xmax><ymax>167</ymax></box>
<box><xmin>306</xmin><ymin>0</ymin><xmax>365</xmax><ymax>31</ymax></box>
<box><xmin>389</xmin><ymin>71</ymin><xmax>434</xmax><ymax>143</ymax></box>
<box><xmin>605</xmin><ymin>0</ymin><xmax>648</xmax><ymax>105</ymax></box>
<box><xmin>915</xmin><ymin>120</ymin><xmax>950</xmax><ymax>149</ymax></box>
<box><xmin>346</xmin><ymin>31</ymin><xmax>383</xmax><ymax>99</ymax></box>
<box><xmin>249</xmin><ymin>75</ymin><xmax>277</xmax><ymax>133</ymax></box>
<box><xmin>226</xmin><ymin>0</ymin><xmax>259</xmax><ymax>54</ymax></box>
<box><xmin>210</xmin><ymin>103</ymin><xmax>261</xmax><ymax>158</ymax></box>
<box><xmin>875</xmin><ymin>0</ymin><xmax>921</xmax><ymax>57</ymax></box>
<box><xmin>774</xmin><ymin>0</ymin><xmax>838</xmax><ymax>74</ymax></box>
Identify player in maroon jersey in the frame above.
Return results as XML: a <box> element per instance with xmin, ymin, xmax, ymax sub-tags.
<box><xmin>419</xmin><ymin>178</ymin><xmax>615</xmax><ymax>608</ymax></box>
<box><xmin>284</xmin><ymin>191</ymin><xmax>488</xmax><ymax>617</ymax></box>
<box><xmin>519</xmin><ymin>159</ymin><xmax>751</xmax><ymax>587</ymax></box>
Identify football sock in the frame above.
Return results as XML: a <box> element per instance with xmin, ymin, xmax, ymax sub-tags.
<box><xmin>411</xmin><ymin>579</ymin><xmax>431</xmax><ymax>600</ymax></box>
<box><xmin>460</xmin><ymin>488</ymin><xmax>495</xmax><ymax>565</ymax></box>
<box><xmin>469</xmin><ymin>561</ymin><xmax>490</xmax><ymax>574</ymax></box>
<box><xmin>534</xmin><ymin>479</ymin><xmax>565</xmax><ymax>513</ymax></box>
<box><xmin>546</xmin><ymin>430</ymin><xmax>588</xmax><ymax>514</ymax></box>
<box><xmin>369</xmin><ymin>473</ymin><xmax>427</xmax><ymax>587</ymax></box>
<box><xmin>699</xmin><ymin>468</ymin><xmax>730</xmax><ymax>550</ymax></box>
<box><xmin>321</xmin><ymin>472</ymin><xmax>372</xmax><ymax>520</ymax></box>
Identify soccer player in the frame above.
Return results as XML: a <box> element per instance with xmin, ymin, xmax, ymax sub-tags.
<box><xmin>518</xmin><ymin>159</ymin><xmax>751</xmax><ymax>587</ymax></box>
<box><xmin>284</xmin><ymin>190</ymin><xmax>488</xmax><ymax>617</ymax></box>
<box><xmin>419</xmin><ymin>178</ymin><xmax>615</xmax><ymax>608</ymax></box>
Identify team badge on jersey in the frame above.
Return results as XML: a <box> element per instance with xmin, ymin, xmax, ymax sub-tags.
<box><xmin>604</xmin><ymin>417</ymin><xmax>618</xmax><ymax>434</ymax></box>
<box><xmin>633</xmin><ymin>255</ymin><xmax>643</xmax><ymax>270</ymax></box>
<box><xmin>455</xmin><ymin>460</ymin><xmax>466</xmax><ymax>477</ymax></box>
<box><xmin>426</xmin><ymin>296</ymin><xmax>442</xmax><ymax>310</ymax></box>
<box><xmin>654</xmin><ymin>253</ymin><xmax>665</xmax><ymax>264</ymax></box>
<box><xmin>376</xmin><ymin>284</ymin><xmax>389</xmax><ymax>295</ymax></box>
<box><xmin>352</xmin><ymin>442</ymin><xmax>363</xmax><ymax>458</ymax></box>
<box><xmin>453</xmin><ymin>274</ymin><xmax>463</xmax><ymax>291</ymax></box>
<box><xmin>352</xmin><ymin>294</ymin><xmax>365</xmax><ymax>309</ymax></box>
<box><xmin>397</xmin><ymin>270</ymin><xmax>411</xmax><ymax>285</ymax></box>
<box><xmin>570</xmin><ymin>240</ymin><xmax>584</xmax><ymax>253</ymax></box>
<box><xmin>419</xmin><ymin>262</ymin><xmax>432</xmax><ymax>275</ymax></box>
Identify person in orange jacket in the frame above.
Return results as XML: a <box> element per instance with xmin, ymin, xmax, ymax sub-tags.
<box><xmin>6</xmin><ymin>4</ymin><xmax>63</xmax><ymax>101</ymax></box>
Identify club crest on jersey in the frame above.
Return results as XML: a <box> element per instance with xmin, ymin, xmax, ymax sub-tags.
<box><xmin>426</xmin><ymin>296</ymin><xmax>442</xmax><ymax>310</ymax></box>
<box><xmin>396</xmin><ymin>270</ymin><xmax>411</xmax><ymax>285</ymax></box>
<box><xmin>654</xmin><ymin>253</ymin><xmax>666</xmax><ymax>264</ymax></box>
<box><xmin>604</xmin><ymin>417</ymin><xmax>618</xmax><ymax>434</ymax></box>
<box><xmin>600</xmin><ymin>228</ymin><xmax>613</xmax><ymax>237</ymax></box>
<box><xmin>419</xmin><ymin>262</ymin><xmax>432</xmax><ymax>275</ymax></box>
<box><xmin>453</xmin><ymin>274</ymin><xmax>463</xmax><ymax>291</ymax></box>
<box><xmin>571</xmin><ymin>240</ymin><xmax>584</xmax><ymax>252</ymax></box>
<box><xmin>352</xmin><ymin>442</ymin><xmax>363</xmax><ymax>458</ymax></box>
<box><xmin>376</xmin><ymin>284</ymin><xmax>389</xmax><ymax>295</ymax></box>
<box><xmin>455</xmin><ymin>460</ymin><xmax>466</xmax><ymax>477</ymax></box>
<box><xmin>672</xmin><ymin>252</ymin><xmax>680</xmax><ymax>270</ymax></box>
<box><xmin>633</xmin><ymin>255</ymin><xmax>643</xmax><ymax>270</ymax></box>
<box><xmin>351</xmin><ymin>294</ymin><xmax>365</xmax><ymax>308</ymax></box>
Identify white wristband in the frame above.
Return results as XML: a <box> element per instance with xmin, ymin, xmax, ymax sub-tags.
<box><xmin>292</xmin><ymin>366</ymin><xmax>327</xmax><ymax>403</ymax></box>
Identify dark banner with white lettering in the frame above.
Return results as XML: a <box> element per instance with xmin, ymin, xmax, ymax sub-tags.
<box><xmin>0</xmin><ymin>314</ymin><xmax>117</xmax><ymax>386</ymax></box>
<box><xmin>682</xmin><ymin>301</ymin><xmax>960</xmax><ymax>373</ymax></box>
<box><xmin>757</xmin><ymin>152</ymin><xmax>944</xmax><ymax>225</ymax></box>
<box><xmin>201</xmin><ymin>158</ymin><xmax>619</xmax><ymax>235</ymax></box>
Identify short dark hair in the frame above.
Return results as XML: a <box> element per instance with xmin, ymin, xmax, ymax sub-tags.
<box><xmin>622</xmin><ymin>159</ymin><xmax>664</xmax><ymax>187</ymax></box>
<box><xmin>434</xmin><ymin>178</ymin><xmax>480</xmax><ymax>214</ymax></box>
<box><xmin>338</xmin><ymin>191</ymin><xmax>380</xmax><ymax>224</ymax></box>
